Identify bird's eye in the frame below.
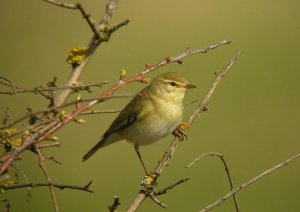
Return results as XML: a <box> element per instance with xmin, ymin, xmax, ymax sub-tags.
<box><xmin>170</xmin><ymin>82</ymin><xmax>177</xmax><ymax>86</ymax></box>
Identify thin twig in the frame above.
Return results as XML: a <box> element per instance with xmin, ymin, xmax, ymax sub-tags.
<box><xmin>187</xmin><ymin>152</ymin><xmax>239</xmax><ymax>211</ymax></box>
<box><xmin>155</xmin><ymin>177</ymin><xmax>192</xmax><ymax>196</ymax></box>
<box><xmin>42</xmin><ymin>0</ymin><xmax>77</xmax><ymax>9</ymax></box>
<box><xmin>36</xmin><ymin>142</ymin><xmax>61</xmax><ymax>149</ymax></box>
<box><xmin>199</xmin><ymin>152</ymin><xmax>300</xmax><ymax>212</ymax></box>
<box><xmin>44</xmin><ymin>155</ymin><xmax>63</xmax><ymax>164</ymax></box>
<box><xmin>148</xmin><ymin>195</ymin><xmax>167</xmax><ymax>208</ymax></box>
<box><xmin>3</xmin><ymin>181</ymin><xmax>94</xmax><ymax>193</ymax></box>
<box><xmin>108</xmin><ymin>196</ymin><xmax>121</xmax><ymax>212</ymax></box>
<box><xmin>0</xmin><ymin>76</ymin><xmax>16</xmax><ymax>94</ymax></box>
<box><xmin>184</xmin><ymin>99</ymin><xmax>199</xmax><ymax>106</ymax></box>
<box><xmin>0</xmin><ymin>41</ymin><xmax>230</xmax><ymax>175</ymax></box>
<box><xmin>11</xmin><ymin>164</ymin><xmax>32</xmax><ymax>199</ymax></box>
<box><xmin>0</xmin><ymin>94</ymin><xmax>131</xmax><ymax>130</ymax></box>
<box><xmin>79</xmin><ymin>109</ymin><xmax>121</xmax><ymax>115</ymax></box>
<box><xmin>76</xmin><ymin>3</ymin><xmax>101</xmax><ymax>39</ymax></box>
<box><xmin>126</xmin><ymin>51</ymin><xmax>241</xmax><ymax>211</ymax></box>
<box><xmin>35</xmin><ymin>145</ymin><xmax>59</xmax><ymax>212</ymax></box>
<box><xmin>0</xmin><ymin>80</ymin><xmax>108</xmax><ymax>95</ymax></box>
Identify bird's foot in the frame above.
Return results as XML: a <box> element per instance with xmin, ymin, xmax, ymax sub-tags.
<box><xmin>172</xmin><ymin>122</ymin><xmax>189</xmax><ymax>141</ymax></box>
<box><xmin>141</xmin><ymin>174</ymin><xmax>157</xmax><ymax>195</ymax></box>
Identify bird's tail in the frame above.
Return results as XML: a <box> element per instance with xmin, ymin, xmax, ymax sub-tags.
<box><xmin>82</xmin><ymin>137</ymin><xmax>107</xmax><ymax>162</ymax></box>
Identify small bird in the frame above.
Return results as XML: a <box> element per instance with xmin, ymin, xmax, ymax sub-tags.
<box><xmin>82</xmin><ymin>72</ymin><xmax>196</xmax><ymax>174</ymax></box>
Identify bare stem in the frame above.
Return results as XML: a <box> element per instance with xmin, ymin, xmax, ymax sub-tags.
<box><xmin>35</xmin><ymin>146</ymin><xmax>59</xmax><ymax>212</ymax></box>
<box><xmin>155</xmin><ymin>177</ymin><xmax>192</xmax><ymax>196</ymax></box>
<box><xmin>149</xmin><ymin>194</ymin><xmax>167</xmax><ymax>208</ymax></box>
<box><xmin>42</xmin><ymin>0</ymin><xmax>77</xmax><ymax>9</ymax></box>
<box><xmin>3</xmin><ymin>181</ymin><xmax>94</xmax><ymax>193</ymax></box>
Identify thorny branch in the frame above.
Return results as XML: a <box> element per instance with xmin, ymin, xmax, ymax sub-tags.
<box><xmin>0</xmin><ymin>40</ymin><xmax>230</xmax><ymax>175</ymax></box>
<box><xmin>126</xmin><ymin>51</ymin><xmax>241</xmax><ymax>212</ymax></box>
<box><xmin>2</xmin><ymin>181</ymin><xmax>93</xmax><ymax>193</ymax></box>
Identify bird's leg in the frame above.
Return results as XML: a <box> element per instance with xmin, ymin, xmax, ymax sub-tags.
<box><xmin>134</xmin><ymin>145</ymin><xmax>152</xmax><ymax>177</ymax></box>
<box><xmin>172</xmin><ymin>122</ymin><xmax>189</xmax><ymax>141</ymax></box>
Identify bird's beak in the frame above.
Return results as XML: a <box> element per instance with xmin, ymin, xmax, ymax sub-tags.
<box><xmin>184</xmin><ymin>83</ymin><xmax>197</xmax><ymax>89</ymax></box>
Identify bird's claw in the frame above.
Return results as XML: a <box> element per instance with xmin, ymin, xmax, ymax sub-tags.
<box><xmin>172</xmin><ymin>122</ymin><xmax>189</xmax><ymax>141</ymax></box>
<box><xmin>141</xmin><ymin>174</ymin><xmax>157</xmax><ymax>195</ymax></box>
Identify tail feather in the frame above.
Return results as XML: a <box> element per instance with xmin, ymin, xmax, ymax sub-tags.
<box><xmin>82</xmin><ymin>137</ymin><xmax>107</xmax><ymax>162</ymax></box>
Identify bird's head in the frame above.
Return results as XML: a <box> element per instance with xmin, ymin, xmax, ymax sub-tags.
<box><xmin>149</xmin><ymin>72</ymin><xmax>196</xmax><ymax>102</ymax></box>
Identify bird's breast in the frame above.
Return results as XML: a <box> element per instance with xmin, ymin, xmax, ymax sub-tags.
<box><xmin>122</xmin><ymin>97</ymin><xmax>183</xmax><ymax>146</ymax></box>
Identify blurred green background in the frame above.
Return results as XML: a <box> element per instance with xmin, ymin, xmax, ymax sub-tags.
<box><xmin>1</xmin><ymin>0</ymin><xmax>300</xmax><ymax>211</ymax></box>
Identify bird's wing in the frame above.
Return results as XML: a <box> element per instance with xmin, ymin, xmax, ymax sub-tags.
<box><xmin>82</xmin><ymin>88</ymin><xmax>149</xmax><ymax>162</ymax></box>
<box><xmin>103</xmin><ymin>89</ymin><xmax>148</xmax><ymax>137</ymax></box>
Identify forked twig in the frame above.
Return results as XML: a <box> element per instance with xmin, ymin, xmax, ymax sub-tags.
<box><xmin>187</xmin><ymin>152</ymin><xmax>239</xmax><ymax>211</ymax></box>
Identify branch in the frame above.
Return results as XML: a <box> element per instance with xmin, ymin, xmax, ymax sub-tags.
<box><xmin>199</xmin><ymin>152</ymin><xmax>300</xmax><ymax>212</ymax></box>
<box><xmin>53</xmin><ymin>0</ymin><xmax>126</xmax><ymax>107</ymax></box>
<box><xmin>108</xmin><ymin>196</ymin><xmax>121</xmax><ymax>212</ymax></box>
<box><xmin>76</xmin><ymin>3</ymin><xmax>101</xmax><ymax>39</ymax></box>
<box><xmin>0</xmin><ymin>76</ymin><xmax>16</xmax><ymax>94</ymax></box>
<box><xmin>79</xmin><ymin>109</ymin><xmax>121</xmax><ymax>116</ymax></box>
<box><xmin>10</xmin><ymin>164</ymin><xmax>31</xmax><ymax>199</ymax></box>
<box><xmin>42</xmin><ymin>0</ymin><xmax>77</xmax><ymax>9</ymax></box>
<box><xmin>0</xmin><ymin>94</ymin><xmax>131</xmax><ymax>131</ymax></box>
<box><xmin>127</xmin><ymin>50</ymin><xmax>241</xmax><ymax>211</ymax></box>
<box><xmin>0</xmin><ymin>79</ymin><xmax>108</xmax><ymax>95</ymax></box>
<box><xmin>0</xmin><ymin>41</ymin><xmax>230</xmax><ymax>175</ymax></box>
<box><xmin>36</xmin><ymin>142</ymin><xmax>61</xmax><ymax>149</ymax></box>
<box><xmin>35</xmin><ymin>145</ymin><xmax>59</xmax><ymax>212</ymax></box>
<box><xmin>3</xmin><ymin>181</ymin><xmax>93</xmax><ymax>193</ymax></box>
<box><xmin>155</xmin><ymin>177</ymin><xmax>192</xmax><ymax>196</ymax></box>
<box><xmin>148</xmin><ymin>195</ymin><xmax>167</xmax><ymax>208</ymax></box>
<box><xmin>187</xmin><ymin>152</ymin><xmax>239</xmax><ymax>212</ymax></box>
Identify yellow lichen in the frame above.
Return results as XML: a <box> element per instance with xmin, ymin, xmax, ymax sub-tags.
<box><xmin>66</xmin><ymin>47</ymin><xmax>87</xmax><ymax>65</ymax></box>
